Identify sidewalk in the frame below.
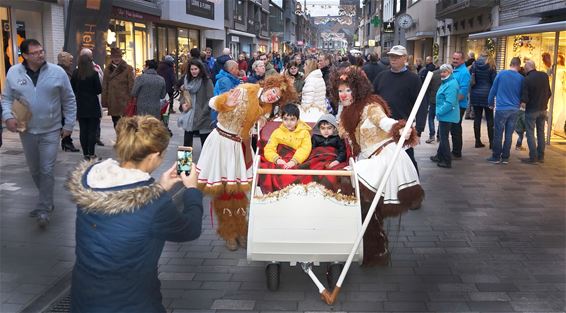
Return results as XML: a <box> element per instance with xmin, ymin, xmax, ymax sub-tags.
<box><xmin>1</xmin><ymin>116</ymin><xmax>565</xmax><ymax>313</ymax></box>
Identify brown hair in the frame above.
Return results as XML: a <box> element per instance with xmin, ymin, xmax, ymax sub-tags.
<box><xmin>114</xmin><ymin>116</ymin><xmax>170</xmax><ymax>163</ymax></box>
<box><xmin>330</xmin><ymin>66</ymin><xmax>391</xmax><ymax>156</ymax></box>
<box><xmin>260</xmin><ymin>74</ymin><xmax>298</xmax><ymax>107</ymax></box>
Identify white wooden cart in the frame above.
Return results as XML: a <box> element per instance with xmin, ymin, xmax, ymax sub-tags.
<box><xmin>246</xmin><ymin>121</ymin><xmax>364</xmax><ymax>291</ymax></box>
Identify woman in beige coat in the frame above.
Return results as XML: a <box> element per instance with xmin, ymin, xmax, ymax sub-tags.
<box><xmin>102</xmin><ymin>47</ymin><xmax>135</xmax><ymax>128</ymax></box>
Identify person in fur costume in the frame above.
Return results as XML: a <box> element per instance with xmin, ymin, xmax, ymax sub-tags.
<box><xmin>196</xmin><ymin>75</ymin><xmax>297</xmax><ymax>251</ymax></box>
<box><xmin>330</xmin><ymin>66</ymin><xmax>425</xmax><ymax>266</ymax></box>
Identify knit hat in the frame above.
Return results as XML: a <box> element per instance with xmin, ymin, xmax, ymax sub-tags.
<box><xmin>110</xmin><ymin>47</ymin><xmax>122</xmax><ymax>57</ymax></box>
<box><xmin>164</xmin><ymin>55</ymin><xmax>174</xmax><ymax>63</ymax></box>
<box><xmin>312</xmin><ymin>113</ymin><xmax>338</xmax><ymax>135</ymax></box>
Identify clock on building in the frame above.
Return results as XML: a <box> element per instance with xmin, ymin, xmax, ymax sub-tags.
<box><xmin>396</xmin><ymin>13</ymin><xmax>414</xmax><ymax>29</ymax></box>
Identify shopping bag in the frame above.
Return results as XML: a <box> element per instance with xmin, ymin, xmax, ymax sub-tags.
<box><xmin>124</xmin><ymin>97</ymin><xmax>137</xmax><ymax>117</ymax></box>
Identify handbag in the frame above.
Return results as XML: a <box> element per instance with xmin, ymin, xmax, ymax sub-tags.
<box><xmin>124</xmin><ymin>97</ymin><xmax>137</xmax><ymax>117</ymax></box>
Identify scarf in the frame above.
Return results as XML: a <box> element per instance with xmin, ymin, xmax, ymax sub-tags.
<box><xmin>185</xmin><ymin>77</ymin><xmax>202</xmax><ymax>108</ymax></box>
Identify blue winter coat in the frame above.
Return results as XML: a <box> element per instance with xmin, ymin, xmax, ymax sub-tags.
<box><xmin>212</xmin><ymin>70</ymin><xmax>241</xmax><ymax>125</ymax></box>
<box><xmin>435</xmin><ymin>75</ymin><xmax>460</xmax><ymax>123</ymax></box>
<box><xmin>452</xmin><ymin>63</ymin><xmax>471</xmax><ymax>109</ymax></box>
<box><xmin>469</xmin><ymin>57</ymin><xmax>496</xmax><ymax>107</ymax></box>
<box><xmin>67</xmin><ymin>160</ymin><xmax>203</xmax><ymax>313</ymax></box>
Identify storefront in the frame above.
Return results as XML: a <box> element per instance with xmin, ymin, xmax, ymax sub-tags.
<box><xmin>227</xmin><ymin>29</ymin><xmax>256</xmax><ymax>58</ymax></box>
<box><xmin>160</xmin><ymin>0</ymin><xmax>224</xmax><ymax>75</ymax></box>
<box><xmin>107</xmin><ymin>7</ymin><xmax>160</xmax><ymax>76</ymax></box>
<box><xmin>1</xmin><ymin>0</ymin><xmax>63</xmax><ymax>88</ymax></box>
<box><xmin>153</xmin><ymin>25</ymin><xmax>200</xmax><ymax>75</ymax></box>
<box><xmin>470</xmin><ymin>21</ymin><xmax>566</xmax><ymax>143</ymax></box>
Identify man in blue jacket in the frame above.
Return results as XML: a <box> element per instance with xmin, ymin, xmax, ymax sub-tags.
<box><xmin>211</xmin><ymin>60</ymin><xmax>240</xmax><ymax>126</ymax></box>
<box><xmin>1</xmin><ymin>39</ymin><xmax>77</xmax><ymax>226</ymax></box>
<box><xmin>487</xmin><ymin>57</ymin><xmax>524</xmax><ymax>164</ymax></box>
<box><xmin>450</xmin><ymin>51</ymin><xmax>471</xmax><ymax>159</ymax></box>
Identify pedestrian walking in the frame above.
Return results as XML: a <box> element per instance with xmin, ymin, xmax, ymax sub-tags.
<box><xmin>449</xmin><ymin>51</ymin><xmax>471</xmax><ymax>159</ymax></box>
<box><xmin>487</xmin><ymin>57</ymin><xmax>524</xmax><ymax>164</ymax></box>
<box><xmin>178</xmin><ymin>59</ymin><xmax>214</xmax><ymax>148</ymax></box>
<box><xmin>68</xmin><ymin>115</ymin><xmax>203</xmax><ymax>313</ymax></box>
<box><xmin>520</xmin><ymin>60</ymin><xmax>551</xmax><ymax>164</ymax></box>
<box><xmin>57</xmin><ymin>51</ymin><xmax>80</xmax><ymax>153</ymax></box>
<box><xmin>132</xmin><ymin>59</ymin><xmax>166</xmax><ymax>119</ymax></box>
<box><xmin>102</xmin><ymin>47</ymin><xmax>135</xmax><ymax>128</ymax></box>
<box><xmin>157</xmin><ymin>55</ymin><xmax>177</xmax><ymax>113</ymax></box>
<box><xmin>71</xmin><ymin>54</ymin><xmax>102</xmax><ymax>161</ymax></box>
<box><xmin>470</xmin><ymin>52</ymin><xmax>497</xmax><ymax>148</ymax></box>
<box><xmin>373</xmin><ymin>45</ymin><xmax>426</xmax><ymax>175</ymax></box>
<box><xmin>79</xmin><ymin>48</ymin><xmax>105</xmax><ymax>147</ymax></box>
<box><xmin>1</xmin><ymin>39</ymin><xmax>76</xmax><ymax>227</ymax></box>
<box><xmin>430</xmin><ymin>64</ymin><xmax>460</xmax><ymax>168</ymax></box>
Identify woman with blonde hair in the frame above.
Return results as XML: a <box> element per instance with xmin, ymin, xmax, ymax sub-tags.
<box><xmin>68</xmin><ymin>116</ymin><xmax>203</xmax><ymax>312</ymax></box>
<box><xmin>300</xmin><ymin>58</ymin><xmax>327</xmax><ymax>121</ymax></box>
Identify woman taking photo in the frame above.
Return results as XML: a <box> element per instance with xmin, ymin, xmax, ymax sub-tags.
<box><xmin>67</xmin><ymin>116</ymin><xmax>203</xmax><ymax>312</ymax></box>
<box><xmin>71</xmin><ymin>54</ymin><xmax>102</xmax><ymax>160</ymax></box>
<box><xmin>178</xmin><ymin>59</ymin><xmax>214</xmax><ymax>147</ymax></box>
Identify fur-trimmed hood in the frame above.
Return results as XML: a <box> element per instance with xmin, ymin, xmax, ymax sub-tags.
<box><xmin>66</xmin><ymin>159</ymin><xmax>165</xmax><ymax>215</ymax></box>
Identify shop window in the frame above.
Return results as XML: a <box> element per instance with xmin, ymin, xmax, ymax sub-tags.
<box><xmin>551</xmin><ymin>31</ymin><xmax>566</xmax><ymax>139</ymax></box>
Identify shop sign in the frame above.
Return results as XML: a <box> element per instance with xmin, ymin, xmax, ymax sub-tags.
<box><xmin>383</xmin><ymin>21</ymin><xmax>394</xmax><ymax>33</ymax></box>
<box><xmin>368</xmin><ymin>39</ymin><xmax>375</xmax><ymax>47</ymax></box>
<box><xmin>64</xmin><ymin>0</ymin><xmax>113</xmax><ymax>69</ymax></box>
<box><xmin>187</xmin><ymin>0</ymin><xmax>215</xmax><ymax>20</ymax></box>
<box><xmin>231</xmin><ymin>36</ymin><xmax>240</xmax><ymax>43</ymax></box>
<box><xmin>112</xmin><ymin>7</ymin><xmax>160</xmax><ymax>22</ymax></box>
<box><xmin>297</xmin><ymin>40</ymin><xmax>304</xmax><ymax>45</ymax></box>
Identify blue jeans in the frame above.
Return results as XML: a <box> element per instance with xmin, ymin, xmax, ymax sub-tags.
<box><xmin>492</xmin><ymin>110</ymin><xmax>519</xmax><ymax>160</ymax></box>
<box><xmin>525</xmin><ymin>110</ymin><xmax>547</xmax><ymax>160</ymax></box>
<box><xmin>19</xmin><ymin>130</ymin><xmax>60</xmax><ymax>211</ymax></box>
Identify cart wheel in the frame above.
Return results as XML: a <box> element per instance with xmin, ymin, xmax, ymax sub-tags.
<box><xmin>326</xmin><ymin>263</ymin><xmax>343</xmax><ymax>289</ymax></box>
<box><xmin>265</xmin><ymin>263</ymin><xmax>281</xmax><ymax>291</ymax></box>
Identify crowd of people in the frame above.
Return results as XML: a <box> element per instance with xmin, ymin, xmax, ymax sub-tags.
<box><xmin>0</xmin><ymin>38</ymin><xmax>553</xmax><ymax>312</ymax></box>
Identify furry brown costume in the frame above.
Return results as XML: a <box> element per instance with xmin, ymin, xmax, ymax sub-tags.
<box><xmin>197</xmin><ymin>75</ymin><xmax>297</xmax><ymax>249</ymax></box>
<box><xmin>332</xmin><ymin>66</ymin><xmax>424</xmax><ymax>266</ymax></box>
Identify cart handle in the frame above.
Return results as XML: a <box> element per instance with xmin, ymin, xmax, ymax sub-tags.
<box><xmin>256</xmin><ymin>168</ymin><xmax>352</xmax><ymax>176</ymax></box>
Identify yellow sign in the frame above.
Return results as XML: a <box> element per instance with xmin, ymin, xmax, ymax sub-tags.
<box><xmin>368</xmin><ymin>40</ymin><xmax>375</xmax><ymax>47</ymax></box>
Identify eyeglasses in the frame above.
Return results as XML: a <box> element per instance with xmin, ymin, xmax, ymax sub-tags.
<box><xmin>26</xmin><ymin>49</ymin><xmax>44</xmax><ymax>57</ymax></box>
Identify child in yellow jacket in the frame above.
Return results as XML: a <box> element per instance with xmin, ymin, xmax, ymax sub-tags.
<box><xmin>264</xmin><ymin>104</ymin><xmax>312</xmax><ymax>169</ymax></box>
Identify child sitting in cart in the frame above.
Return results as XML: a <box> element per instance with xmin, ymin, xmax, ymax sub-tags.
<box><xmin>259</xmin><ymin>106</ymin><xmax>353</xmax><ymax>194</ymax></box>
<box><xmin>263</xmin><ymin>104</ymin><xmax>312</xmax><ymax>169</ymax></box>
<box><xmin>311</xmin><ymin>114</ymin><xmax>347</xmax><ymax>169</ymax></box>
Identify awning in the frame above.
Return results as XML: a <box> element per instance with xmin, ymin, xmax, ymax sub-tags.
<box><xmin>227</xmin><ymin>29</ymin><xmax>256</xmax><ymax>39</ymax></box>
<box><xmin>469</xmin><ymin>21</ymin><xmax>566</xmax><ymax>39</ymax></box>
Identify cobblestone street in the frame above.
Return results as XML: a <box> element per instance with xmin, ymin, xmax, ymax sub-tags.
<box><xmin>1</xmin><ymin>115</ymin><xmax>565</xmax><ymax>313</ymax></box>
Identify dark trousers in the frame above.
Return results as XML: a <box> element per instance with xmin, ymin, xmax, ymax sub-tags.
<box><xmin>437</xmin><ymin>121</ymin><xmax>452</xmax><ymax>165</ymax></box>
<box><xmin>183</xmin><ymin>131</ymin><xmax>209</xmax><ymax>147</ymax></box>
<box><xmin>111</xmin><ymin>116</ymin><xmax>121</xmax><ymax>128</ymax></box>
<box><xmin>472</xmin><ymin>105</ymin><xmax>494</xmax><ymax>146</ymax></box>
<box><xmin>61</xmin><ymin>116</ymin><xmax>75</xmax><ymax>148</ymax></box>
<box><xmin>78</xmin><ymin>118</ymin><xmax>100</xmax><ymax>157</ymax></box>
<box><xmin>450</xmin><ymin>108</ymin><xmax>466</xmax><ymax>157</ymax></box>
<box><xmin>525</xmin><ymin>110</ymin><xmax>547</xmax><ymax>160</ymax></box>
<box><xmin>167</xmin><ymin>91</ymin><xmax>175</xmax><ymax>113</ymax></box>
<box><xmin>428</xmin><ymin>101</ymin><xmax>436</xmax><ymax>138</ymax></box>
<box><xmin>405</xmin><ymin>147</ymin><xmax>419</xmax><ymax>176</ymax></box>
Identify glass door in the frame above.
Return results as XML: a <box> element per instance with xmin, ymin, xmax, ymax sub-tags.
<box><xmin>134</xmin><ymin>23</ymin><xmax>147</xmax><ymax>76</ymax></box>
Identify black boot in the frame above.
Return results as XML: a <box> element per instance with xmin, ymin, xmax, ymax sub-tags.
<box><xmin>62</xmin><ymin>142</ymin><xmax>80</xmax><ymax>152</ymax></box>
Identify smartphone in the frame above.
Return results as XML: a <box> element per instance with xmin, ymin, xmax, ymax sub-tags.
<box><xmin>176</xmin><ymin>146</ymin><xmax>193</xmax><ymax>175</ymax></box>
